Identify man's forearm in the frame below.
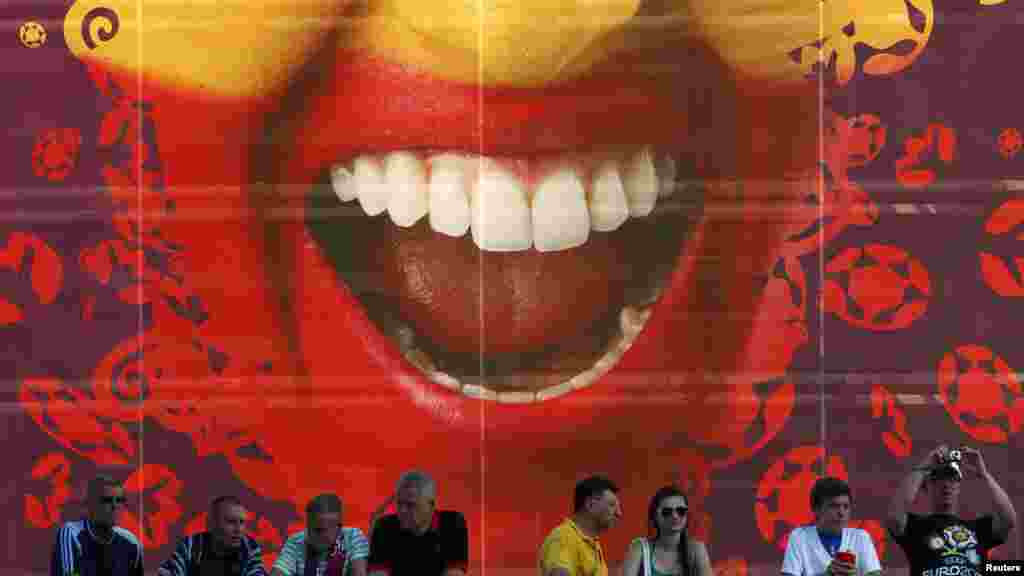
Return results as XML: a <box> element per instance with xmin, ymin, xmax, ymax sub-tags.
<box><xmin>984</xmin><ymin>472</ymin><xmax>1017</xmax><ymax>531</ymax></box>
<box><xmin>888</xmin><ymin>465</ymin><xmax>927</xmax><ymax>535</ymax></box>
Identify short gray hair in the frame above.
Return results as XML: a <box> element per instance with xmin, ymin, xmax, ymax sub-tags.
<box><xmin>396</xmin><ymin>470</ymin><xmax>436</xmax><ymax>501</ymax></box>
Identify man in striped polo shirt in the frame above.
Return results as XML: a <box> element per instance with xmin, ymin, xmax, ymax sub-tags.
<box><xmin>50</xmin><ymin>474</ymin><xmax>144</xmax><ymax>576</ymax></box>
<box><xmin>271</xmin><ymin>493</ymin><xmax>369</xmax><ymax>576</ymax></box>
<box><xmin>158</xmin><ymin>495</ymin><xmax>267</xmax><ymax>576</ymax></box>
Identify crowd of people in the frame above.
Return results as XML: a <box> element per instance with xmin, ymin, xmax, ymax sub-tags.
<box><xmin>50</xmin><ymin>445</ymin><xmax>1015</xmax><ymax>576</ymax></box>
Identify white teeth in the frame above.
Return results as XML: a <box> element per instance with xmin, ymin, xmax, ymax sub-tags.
<box><xmin>532</xmin><ymin>166</ymin><xmax>590</xmax><ymax>252</ymax></box>
<box><xmin>385</xmin><ymin>152</ymin><xmax>428</xmax><ymax>227</ymax></box>
<box><xmin>624</xmin><ymin>148</ymin><xmax>658</xmax><ymax>217</ymax></box>
<box><xmin>335</xmin><ymin>147</ymin><xmax>680</xmax><ymax>251</ymax></box>
<box><xmin>428</xmin><ymin>154</ymin><xmax>471</xmax><ymax>238</ymax></box>
<box><xmin>471</xmin><ymin>161</ymin><xmax>533</xmax><ymax>252</ymax></box>
<box><xmin>354</xmin><ymin>156</ymin><xmax>389</xmax><ymax>216</ymax></box>
<box><xmin>395</xmin><ymin>303</ymin><xmax>654</xmax><ymax>404</ymax></box>
<box><xmin>657</xmin><ymin>154</ymin><xmax>677</xmax><ymax>199</ymax></box>
<box><xmin>330</xmin><ymin>165</ymin><xmax>357</xmax><ymax>202</ymax></box>
<box><xmin>589</xmin><ymin>161</ymin><xmax>630</xmax><ymax>232</ymax></box>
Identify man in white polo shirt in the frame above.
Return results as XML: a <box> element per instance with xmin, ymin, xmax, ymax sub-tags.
<box><xmin>781</xmin><ymin>477</ymin><xmax>882</xmax><ymax>576</ymax></box>
<box><xmin>271</xmin><ymin>493</ymin><xmax>369</xmax><ymax>576</ymax></box>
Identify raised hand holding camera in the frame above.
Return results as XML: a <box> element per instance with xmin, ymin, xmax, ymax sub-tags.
<box><xmin>958</xmin><ymin>447</ymin><xmax>989</xmax><ymax>479</ymax></box>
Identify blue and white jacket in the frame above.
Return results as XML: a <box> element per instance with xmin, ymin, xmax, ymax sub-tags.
<box><xmin>50</xmin><ymin>519</ymin><xmax>144</xmax><ymax>576</ymax></box>
<box><xmin>158</xmin><ymin>532</ymin><xmax>267</xmax><ymax>576</ymax></box>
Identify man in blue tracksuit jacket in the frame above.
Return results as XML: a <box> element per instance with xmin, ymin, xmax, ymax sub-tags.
<box><xmin>51</xmin><ymin>474</ymin><xmax>144</xmax><ymax>576</ymax></box>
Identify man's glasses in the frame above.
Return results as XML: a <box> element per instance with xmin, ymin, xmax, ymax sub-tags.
<box><xmin>101</xmin><ymin>496</ymin><xmax>127</xmax><ymax>505</ymax></box>
<box><xmin>659</xmin><ymin>506</ymin><xmax>688</xmax><ymax>518</ymax></box>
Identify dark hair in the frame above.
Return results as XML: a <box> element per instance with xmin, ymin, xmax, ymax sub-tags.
<box><xmin>306</xmin><ymin>493</ymin><xmax>343</xmax><ymax>520</ymax></box>
<box><xmin>210</xmin><ymin>495</ymin><xmax>244</xmax><ymax>520</ymax></box>
<box><xmin>810</xmin><ymin>477</ymin><xmax>852</xmax><ymax>511</ymax></box>
<box><xmin>648</xmin><ymin>485</ymin><xmax>694</xmax><ymax>576</ymax></box>
<box><xmin>87</xmin><ymin>474</ymin><xmax>122</xmax><ymax>500</ymax></box>
<box><xmin>574</xmin><ymin>475</ymin><xmax>619</xmax><ymax>513</ymax></box>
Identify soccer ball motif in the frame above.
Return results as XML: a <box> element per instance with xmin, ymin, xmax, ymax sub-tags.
<box><xmin>755</xmin><ymin>446</ymin><xmax>849</xmax><ymax>549</ymax></box>
<box><xmin>820</xmin><ymin>243</ymin><xmax>931</xmax><ymax>331</ymax></box>
<box><xmin>997</xmin><ymin>128</ymin><xmax>1022</xmax><ymax>160</ymax></box>
<box><xmin>938</xmin><ymin>344</ymin><xmax>1024</xmax><ymax>443</ymax></box>
<box><xmin>845</xmin><ymin>114</ymin><xmax>888</xmax><ymax>168</ymax></box>
<box><xmin>32</xmin><ymin>128</ymin><xmax>82</xmax><ymax>182</ymax></box>
<box><xmin>980</xmin><ymin>198</ymin><xmax>1024</xmax><ymax>297</ymax></box>
<box><xmin>18</xmin><ymin>21</ymin><xmax>46</xmax><ymax>48</ymax></box>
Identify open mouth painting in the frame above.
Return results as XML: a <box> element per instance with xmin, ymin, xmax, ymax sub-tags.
<box><xmin>18</xmin><ymin>0</ymin><xmax>1024</xmax><ymax>572</ymax></box>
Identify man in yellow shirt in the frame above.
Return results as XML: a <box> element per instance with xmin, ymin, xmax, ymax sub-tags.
<box><xmin>539</xmin><ymin>476</ymin><xmax>622</xmax><ymax>576</ymax></box>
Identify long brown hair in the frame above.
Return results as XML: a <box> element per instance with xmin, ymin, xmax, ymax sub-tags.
<box><xmin>647</xmin><ymin>485</ymin><xmax>694</xmax><ymax>576</ymax></box>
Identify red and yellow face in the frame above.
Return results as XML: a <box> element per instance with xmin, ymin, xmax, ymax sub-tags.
<box><xmin>49</xmin><ymin>0</ymin><xmax>934</xmax><ymax>565</ymax></box>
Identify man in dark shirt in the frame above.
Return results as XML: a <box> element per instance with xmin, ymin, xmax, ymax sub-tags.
<box><xmin>887</xmin><ymin>444</ymin><xmax>1016</xmax><ymax>576</ymax></box>
<box><xmin>50</xmin><ymin>474</ymin><xmax>144</xmax><ymax>576</ymax></box>
<box><xmin>368</xmin><ymin>470</ymin><xmax>468</xmax><ymax>576</ymax></box>
<box><xmin>158</xmin><ymin>495</ymin><xmax>267</xmax><ymax>576</ymax></box>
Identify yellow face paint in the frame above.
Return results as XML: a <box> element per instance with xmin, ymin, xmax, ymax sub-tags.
<box><xmin>64</xmin><ymin>0</ymin><xmax>346</xmax><ymax>97</ymax></box>
<box><xmin>685</xmin><ymin>0</ymin><xmax>934</xmax><ymax>85</ymax></box>
<box><xmin>63</xmin><ymin>0</ymin><xmax>933</xmax><ymax>95</ymax></box>
<box><xmin>345</xmin><ymin>0</ymin><xmax>646</xmax><ymax>86</ymax></box>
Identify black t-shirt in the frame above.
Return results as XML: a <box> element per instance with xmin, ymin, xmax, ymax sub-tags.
<box><xmin>894</xmin><ymin>513</ymin><xmax>1004</xmax><ymax>576</ymax></box>
<box><xmin>368</xmin><ymin>511</ymin><xmax>468</xmax><ymax>576</ymax></box>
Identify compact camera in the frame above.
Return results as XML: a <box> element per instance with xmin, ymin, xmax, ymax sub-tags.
<box><xmin>933</xmin><ymin>448</ymin><xmax>964</xmax><ymax>480</ymax></box>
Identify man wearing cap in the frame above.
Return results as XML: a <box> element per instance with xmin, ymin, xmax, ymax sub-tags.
<box><xmin>886</xmin><ymin>444</ymin><xmax>1016</xmax><ymax>576</ymax></box>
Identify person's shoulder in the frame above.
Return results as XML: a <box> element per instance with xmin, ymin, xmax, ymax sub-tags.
<box><xmin>542</xmin><ymin>519</ymin><xmax>575</xmax><ymax>543</ymax></box>
<box><xmin>440</xmin><ymin>510</ymin><xmax>467</xmax><ymax>527</ymax></box>
<box><xmin>440</xmin><ymin>510</ymin><xmax>465</xmax><ymax>521</ymax></box>
<box><xmin>342</xmin><ymin>526</ymin><xmax>367</xmax><ymax>541</ymax></box>
<box><xmin>242</xmin><ymin>533</ymin><xmax>265</xmax><ymax>552</ymax></box>
<box><xmin>847</xmin><ymin>527</ymin><xmax>879</xmax><ymax>546</ymax></box>
<box><xmin>57</xmin><ymin>519</ymin><xmax>85</xmax><ymax>532</ymax></box>
<box><xmin>373</xmin><ymin>513</ymin><xmax>401</xmax><ymax>535</ymax></box>
<box><xmin>283</xmin><ymin>530</ymin><xmax>306</xmax><ymax>546</ymax></box>
<box><xmin>788</xmin><ymin>525</ymin><xmax>815</xmax><ymax>541</ymax></box>
<box><xmin>377</xmin><ymin>513</ymin><xmax>400</xmax><ymax>527</ymax></box>
<box><xmin>113</xmin><ymin>526</ymin><xmax>142</xmax><ymax>548</ymax></box>
<box><xmin>687</xmin><ymin>537</ymin><xmax>709</xmax><ymax>551</ymax></box>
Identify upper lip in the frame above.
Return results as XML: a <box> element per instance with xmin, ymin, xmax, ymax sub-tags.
<box><xmin>281</xmin><ymin>50</ymin><xmax>695</xmax><ymax>180</ymax></box>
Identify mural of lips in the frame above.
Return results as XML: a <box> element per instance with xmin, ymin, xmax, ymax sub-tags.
<box><xmin>3</xmin><ymin>0</ymin><xmax>1024</xmax><ymax>573</ymax></box>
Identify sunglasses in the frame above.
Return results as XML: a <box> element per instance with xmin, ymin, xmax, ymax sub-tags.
<box><xmin>659</xmin><ymin>506</ymin><xmax>688</xmax><ymax>518</ymax></box>
<box><xmin>101</xmin><ymin>496</ymin><xmax>127</xmax><ymax>505</ymax></box>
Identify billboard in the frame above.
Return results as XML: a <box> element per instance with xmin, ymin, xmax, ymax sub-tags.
<box><xmin>2</xmin><ymin>0</ymin><xmax>1020</xmax><ymax>572</ymax></box>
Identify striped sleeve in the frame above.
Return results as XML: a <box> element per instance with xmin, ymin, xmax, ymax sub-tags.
<box><xmin>158</xmin><ymin>536</ymin><xmax>192</xmax><ymax>576</ymax></box>
<box><xmin>272</xmin><ymin>533</ymin><xmax>304</xmax><ymax>576</ymax></box>
<box><xmin>345</xmin><ymin>527</ymin><xmax>370</xmax><ymax>561</ymax></box>
<box><xmin>244</xmin><ymin>540</ymin><xmax>268</xmax><ymax>576</ymax></box>
<box><xmin>50</xmin><ymin>524</ymin><xmax>77</xmax><ymax>576</ymax></box>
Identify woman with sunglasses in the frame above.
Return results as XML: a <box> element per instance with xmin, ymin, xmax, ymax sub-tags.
<box><xmin>621</xmin><ymin>486</ymin><xmax>712</xmax><ymax>576</ymax></box>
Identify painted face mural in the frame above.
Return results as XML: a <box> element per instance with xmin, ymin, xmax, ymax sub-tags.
<box><xmin>3</xmin><ymin>0</ymin><xmax>1023</xmax><ymax>572</ymax></box>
